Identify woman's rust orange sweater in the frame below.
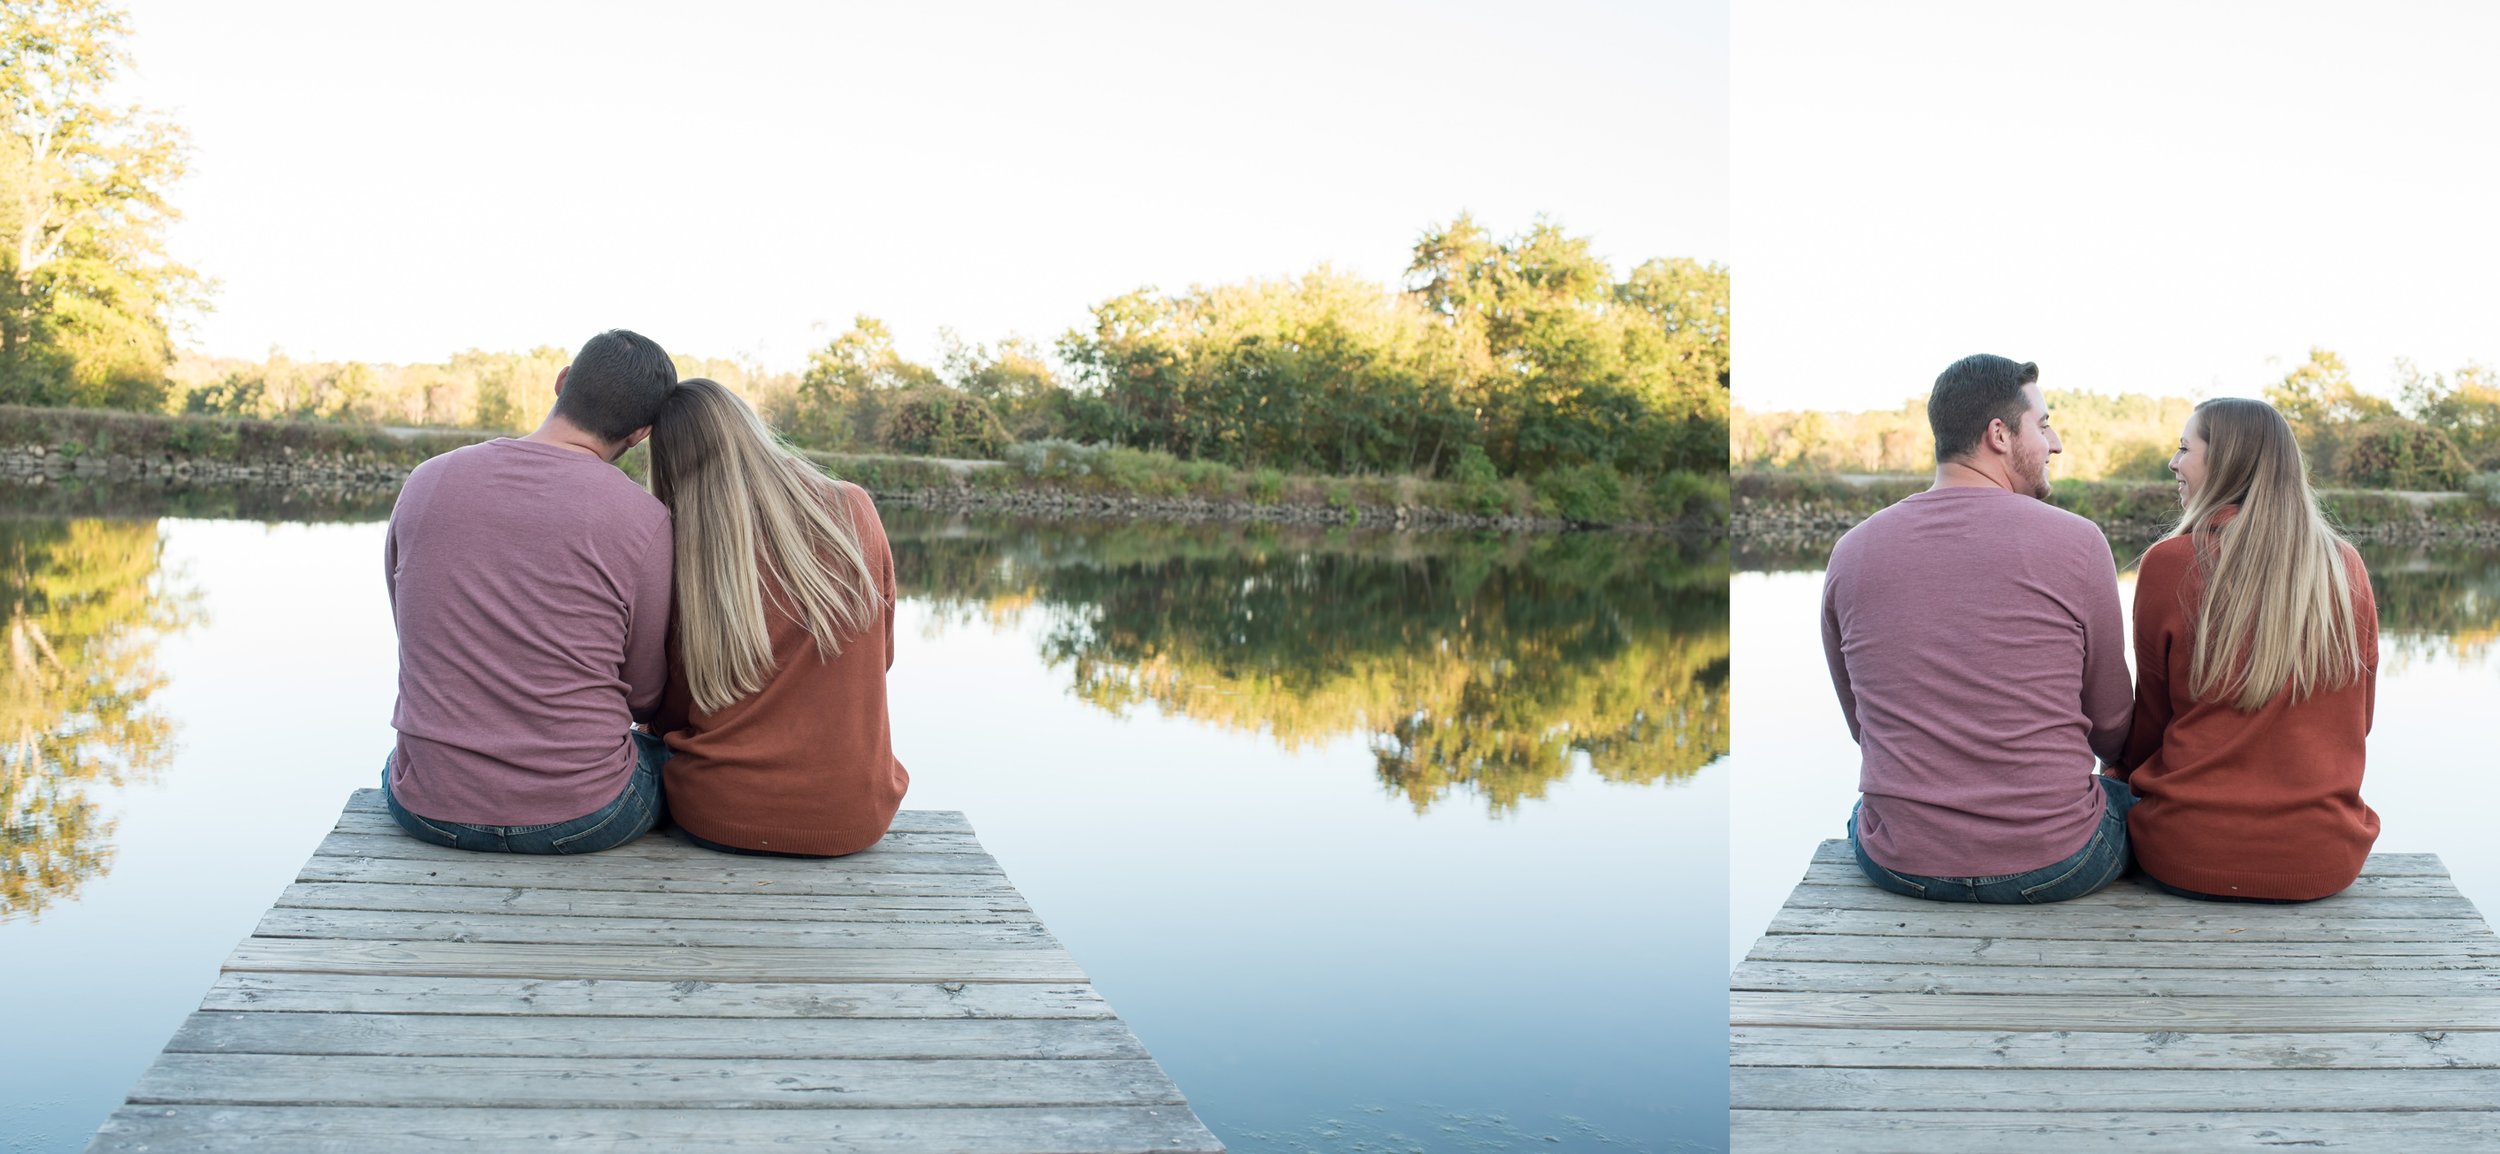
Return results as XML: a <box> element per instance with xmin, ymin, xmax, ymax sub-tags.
<box><xmin>2115</xmin><ymin>523</ymin><xmax>2379</xmax><ymax>901</ymax></box>
<box><xmin>657</xmin><ymin>479</ymin><xmax>909</xmax><ymax>856</ymax></box>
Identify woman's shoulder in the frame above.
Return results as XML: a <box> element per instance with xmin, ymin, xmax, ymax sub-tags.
<box><xmin>820</xmin><ymin>476</ymin><xmax>879</xmax><ymax>518</ymax></box>
<box><xmin>2137</xmin><ymin>533</ymin><xmax>2199</xmax><ymax>579</ymax></box>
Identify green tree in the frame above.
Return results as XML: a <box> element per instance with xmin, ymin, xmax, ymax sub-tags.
<box><xmin>792</xmin><ymin>316</ymin><xmax>942</xmax><ymax>449</ymax></box>
<box><xmin>1409</xmin><ymin>216</ymin><xmax>1727</xmax><ymax>476</ymax></box>
<box><xmin>2401</xmin><ymin>360</ymin><xmax>2500</xmax><ymax>472</ymax></box>
<box><xmin>2266</xmin><ymin>348</ymin><xmax>2395</xmax><ymax>482</ymax></box>
<box><xmin>2339</xmin><ymin>417</ymin><xmax>2470</xmax><ymax>491</ymax></box>
<box><xmin>0</xmin><ymin>0</ymin><xmax>196</xmax><ymax>409</ymax></box>
<box><xmin>941</xmin><ymin>331</ymin><xmax>1062</xmax><ymax>439</ymax></box>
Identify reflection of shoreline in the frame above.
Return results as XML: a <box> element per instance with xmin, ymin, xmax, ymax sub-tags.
<box><xmin>0</xmin><ymin>477</ymin><xmax>400</xmax><ymax>523</ymax></box>
<box><xmin>889</xmin><ymin>510</ymin><xmax>1730</xmax><ymax>814</ymax></box>
<box><xmin>2</xmin><ymin>518</ymin><xmax>199</xmax><ymax>920</ymax></box>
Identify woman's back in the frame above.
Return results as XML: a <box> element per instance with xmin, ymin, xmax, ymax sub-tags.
<box><xmin>655</xmin><ymin>476</ymin><xmax>908</xmax><ymax>856</ymax></box>
<box><xmin>2120</xmin><ymin>523</ymin><xmax>2379</xmax><ymax>900</ymax></box>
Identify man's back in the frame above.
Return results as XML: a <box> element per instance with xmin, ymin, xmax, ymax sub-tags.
<box><xmin>386</xmin><ymin>438</ymin><xmax>672</xmax><ymax>825</ymax></box>
<box><xmin>1821</xmin><ymin>487</ymin><xmax>2131</xmax><ymax>877</ymax></box>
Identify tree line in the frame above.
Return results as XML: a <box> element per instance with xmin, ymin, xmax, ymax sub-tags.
<box><xmin>4</xmin><ymin>2</ymin><xmax>1727</xmax><ymax>494</ymax></box>
<box><xmin>1735</xmin><ymin>348</ymin><xmax>2500</xmax><ymax>492</ymax></box>
<box><xmin>162</xmin><ymin>217</ymin><xmax>1727</xmax><ymax>496</ymax></box>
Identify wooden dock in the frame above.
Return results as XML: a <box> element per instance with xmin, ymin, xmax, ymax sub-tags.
<box><xmin>1732</xmin><ymin>839</ymin><xmax>2500</xmax><ymax>1152</ymax></box>
<box><xmin>88</xmin><ymin>789</ymin><xmax>1223</xmax><ymax>1153</ymax></box>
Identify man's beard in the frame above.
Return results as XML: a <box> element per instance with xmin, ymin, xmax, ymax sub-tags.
<box><xmin>2016</xmin><ymin>448</ymin><xmax>2052</xmax><ymax>500</ymax></box>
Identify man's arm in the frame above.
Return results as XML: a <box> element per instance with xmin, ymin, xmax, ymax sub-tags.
<box><xmin>621</xmin><ymin>517</ymin><xmax>673</xmax><ymax>725</ymax></box>
<box><xmin>2078</xmin><ymin>533</ymin><xmax>2133</xmax><ymax>766</ymax></box>
<box><xmin>1821</xmin><ymin>573</ymin><xmax>1862</xmax><ymax>744</ymax></box>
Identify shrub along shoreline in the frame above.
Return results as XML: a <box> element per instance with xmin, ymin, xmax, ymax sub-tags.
<box><xmin>0</xmin><ymin>406</ymin><xmax>1727</xmax><ymax>533</ymax></box>
<box><xmin>1733</xmin><ymin>471</ymin><xmax>2500</xmax><ymax>544</ymax></box>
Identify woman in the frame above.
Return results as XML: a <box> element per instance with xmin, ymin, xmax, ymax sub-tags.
<box><xmin>646</xmin><ymin>379</ymin><xmax>908</xmax><ymax>856</ymax></box>
<box><xmin>2115</xmin><ymin>397</ymin><xmax>2378</xmax><ymax>901</ymax></box>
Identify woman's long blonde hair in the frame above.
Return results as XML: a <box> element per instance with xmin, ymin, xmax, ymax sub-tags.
<box><xmin>2162</xmin><ymin>397</ymin><xmax>2365</xmax><ymax>710</ymax></box>
<box><xmin>648</xmin><ymin>379</ymin><xmax>883</xmax><ymax>715</ymax></box>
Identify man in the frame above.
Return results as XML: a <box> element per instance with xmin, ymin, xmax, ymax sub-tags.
<box><xmin>382</xmin><ymin>329</ymin><xmax>677</xmax><ymax>853</ymax></box>
<box><xmin>1820</xmin><ymin>354</ymin><xmax>2134</xmax><ymax>902</ymax></box>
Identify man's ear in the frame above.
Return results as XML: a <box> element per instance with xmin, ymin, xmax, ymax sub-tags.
<box><xmin>1985</xmin><ymin>417</ymin><xmax>2013</xmax><ymax>454</ymax></box>
<box><xmin>620</xmin><ymin>426</ymin><xmax>652</xmax><ymax>451</ymax></box>
<box><xmin>553</xmin><ymin>366</ymin><xmax>570</xmax><ymax>396</ymax></box>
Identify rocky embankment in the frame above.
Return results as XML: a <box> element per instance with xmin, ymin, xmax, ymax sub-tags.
<box><xmin>875</xmin><ymin>482</ymin><xmax>1579</xmax><ymax>532</ymax></box>
<box><xmin>1</xmin><ymin>442</ymin><xmax>417</xmax><ymax>490</ymax></box>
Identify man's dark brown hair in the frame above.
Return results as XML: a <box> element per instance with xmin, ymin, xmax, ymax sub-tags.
<box><xmin>1928</xmin><ymin>354</ymin><xmax>2040</xmax><ymax>461</ymax></box>
<box><xmin>555</xmin><ymin>329</ymin><xmax>678</xmax><ymax>442</ymax></box>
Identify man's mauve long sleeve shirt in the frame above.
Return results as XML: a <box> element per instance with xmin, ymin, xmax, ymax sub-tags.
<box><xmin>1821</xmin><ymin>486</ymin><xmax>2133</xmax><ymax>877</ymax></box>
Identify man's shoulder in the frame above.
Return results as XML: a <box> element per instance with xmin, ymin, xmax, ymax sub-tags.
<box><xmin>400</xmin><ymin>440</ymin><xmax>665</xmax><ymax>531</ymax></box>
<box><xmin>2022</xmin><ymin>494</ymin><xmax>2115</xmax><ymax>550</ymax></box>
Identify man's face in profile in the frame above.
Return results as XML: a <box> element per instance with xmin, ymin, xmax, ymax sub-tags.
<box><xmin>2006</xmin><ymin>384</ymin><xmax>2060</xmax><ymax>501</ymax></box>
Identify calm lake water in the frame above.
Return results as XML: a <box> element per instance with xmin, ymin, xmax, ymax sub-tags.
<box><xmin>0</xmin><ymin>493</ymin><xmax>1729</xmax><ymax>1154</ymax></box>
<box><xmin>1731</xmin><ymin>534</ymin><xmax>2500</xmax><ymax>971</ymax></box>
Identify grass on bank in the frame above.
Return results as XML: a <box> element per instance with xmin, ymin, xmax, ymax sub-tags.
<box><xmin>816</xmin><ymin>439</ymin><xmax>1726</xmax><ymax>527</ymax></box>
<box><xmin>0</xmin><ymin>405</ymin><xmax>1729</xmax><ymax>528</ymax></box>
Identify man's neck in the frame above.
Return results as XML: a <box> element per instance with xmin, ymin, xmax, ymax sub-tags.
<box><xmin>1932</xmin><ymin>458</ymin><xmax>2013</xmax><ymax>492</ymax></box>
<box><xmin>523</xmin><ymin>416</ymin><xmax>619</xmax><ymax>462</ymax></box>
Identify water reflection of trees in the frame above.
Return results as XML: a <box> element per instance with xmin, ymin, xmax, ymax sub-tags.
<box><xmin>2355</xmin><ymin>545</ymin><xmax>2500</xmax><ymax>664</ymax></box>
<box><xmin>2</xmin><ymin>517</ymin><xmax>195</xmax><ymax>919</ymax></box>
<box><xmin>889</xmin><ymin>513</ymin><xmax>1728</xmax><ymax>813</ymax></box>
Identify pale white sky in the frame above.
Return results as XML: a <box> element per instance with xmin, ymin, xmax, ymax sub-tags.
<box><xmin>118</xmin><ymin>0</ymin><xmax>1727</xmax><ymax>372</ymax></box>
<box><xmin>1735</xmin><ymin>2</ymin><xmax>2500</xmax><ymax>413</ymax></box>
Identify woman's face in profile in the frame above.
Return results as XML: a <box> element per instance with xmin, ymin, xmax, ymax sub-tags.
<box><xmin>2170</xmin><ymin>414</ymin><xmax>2209</xmax><ymax>504</ymax></box>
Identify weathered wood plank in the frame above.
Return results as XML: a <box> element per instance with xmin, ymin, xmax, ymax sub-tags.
<box><xmin>339</xmin><ymin>788</ymin><xmax>975</xmax><ymax>836</ymax></box>
<box><xmin>311</xmin><ymin>830</ymin><xmax>1009</xmax><ymax>875</ymax></box>
<box><xmin>1803</xmin><ymin>838</ymin><xmax>2455</xmax><ymax>878</ymax></box>
<box><xmin>90</xmin><ymin>792</ymin><xmax>1221</xmax><ymax>1154</ymax></box>
<box><xmin>1730</xmin><ymin>1109</ymin><xmax>2500</xmax><ymax>1153</ymax></box>
<box><xmin>296</xmin><ymin>855</ymin><xmax>1023</xmax><ymax>897</ymax></box>
<box><xmin>250</xmin><ymin>908</ymin><xmax>1061</xmax><ymax>950</ymax></box>
<box><xmin>91</xmin><ymin>1105</ymin><xmax>1224</xmax><ymax>1154</ymax></box>
<box><xmin>1732</xmin><ymin>991</ymin><xmax>2500</xmax><ymax>1032</ymax></box>
<box><xmin>330</xmin><ymin>808</ymin><xmax>994</xmax><ymax>853</ymax></box>
<box><xmin>1733</xmin><ymin>1065</ymin><xmax>2500</xmax><ymax>1111</ymax></box>
<box><xmin>130</xmin><ymin>1054</ymin><xmax>1187</xmax><ymax>1110</ymax></box>
<box><xmin>224</xmin><ymin>938</ymin><xmax>1091</xmax><ymax>983</ymax></box>
<box><xmin>1731</xmin><ymin>1026</ymin><xmax>2500</xmax><ymax>1069</ymax></box>
<box><xmin>330</xmin><ymin>809</ymin><xmax>985</xmax><ymax>854</ymax></box>
<box><xmin>1765</xmin><ymin>905</ymin><xmax>2500</xmax><ymax>943</ymax></box>
<box><xmin>1773</xmin><ymin>882</ymin><xmax>2483</xmax><ymax>918</ymax></box>
<box><xmin>201</xmin><ymin>973</ymin><xmax>1119</xmax><ymax>1019</ymax></box>
<box><xmin>1792</xmin><ymin>860</ymin><xmax>2469</xmax><ymax>898</ymax></box>
<box><xmin>272</xmin><ymin>881</ymin><xmax>1035</xmax><ymax>921</ymax></box>
<box><xmin>170</xmin><ymin>1011</ymin><xmax>1151</xmax><ymax>1060</ymax></box>
<box><xmin>1735</xmin><ymin>841</ymin><xmax>2500</xmax><ymax>1149</ymax></box>
<box><xmin>1731</xmin><ymin>959</ymin><xmax>2500</xmax><ymax>997</ymax></box>
<box><xmin>1745</xmin><ymin>933</ymin><xmax>2500</xmax><ymax>968</ymax></box>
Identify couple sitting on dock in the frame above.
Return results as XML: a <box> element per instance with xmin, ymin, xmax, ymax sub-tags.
<box><xmin>376</xmin><ymin>329</ymin><xmax>908</xmax><ymax>857</ymax></box>
<box><xmin>1822</xmin><ymin>354</ymin><xmax>2378</xmax><ymax>905</ymax></box>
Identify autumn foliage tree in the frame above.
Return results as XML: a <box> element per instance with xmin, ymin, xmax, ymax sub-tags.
<box><xmin>0</xmin><ymin>0</ymin><xmax>197</xmax><ymax>409</ymax></box>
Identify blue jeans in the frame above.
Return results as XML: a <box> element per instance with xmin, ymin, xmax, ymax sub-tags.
<box><xmin>1850</xmin><ymin>774</ymin><xmax>2135</xmax><ymax>903</ymax></box>
<box><xmin>382</xmin><ymin>731</ymin><xmax>670</xmax><ymax>854</ymax></box>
